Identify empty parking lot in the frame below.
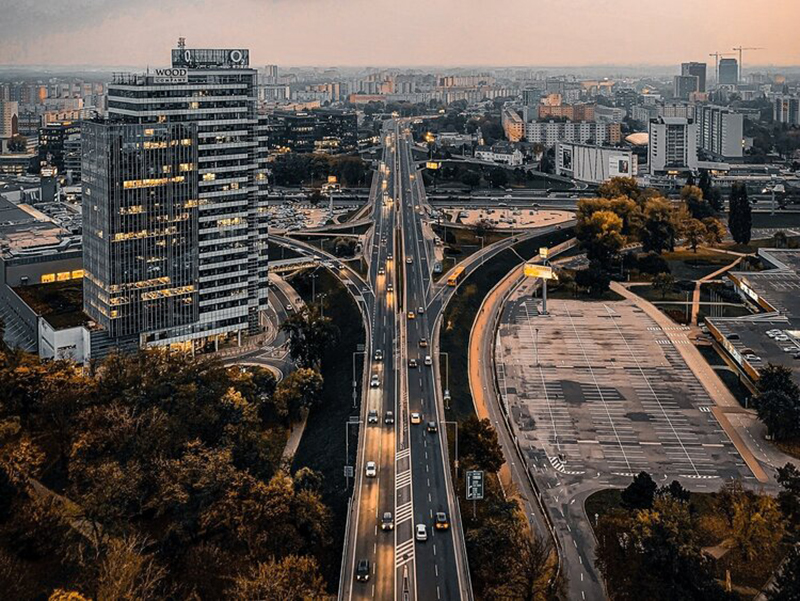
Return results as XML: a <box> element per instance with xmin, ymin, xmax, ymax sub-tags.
<box><xmin>495</xmin><ymin>286</ymin><xmax>749</xmax><ymax>483</ymax></box>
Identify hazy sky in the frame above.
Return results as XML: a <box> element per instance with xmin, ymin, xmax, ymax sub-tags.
<box><xmin>1</xmin><ymin>0</ymin><xmax>798</xmax><ymax>68</ymax></box>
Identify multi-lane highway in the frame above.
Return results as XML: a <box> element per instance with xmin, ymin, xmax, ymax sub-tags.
<box><xmin>342</xmin><ymin>122</ymin><xmax>471</xmax><ymax>600</ymax></box>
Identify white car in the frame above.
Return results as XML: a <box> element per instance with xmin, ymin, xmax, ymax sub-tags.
<box><xmin>424</xmin><ymin>355</ymin><xmax>432</xmax><ymax>366</ymax></box>
<box><xmin>415</xmin><ymin>524</ymin><xmax>428</xmax><ymax>541</ymax></box>
<box><xmin>418</xmin><ymin>306</ymin><xmax>424</xmax><ymax>314</ymax></box>
<box><xmin>365</xmin><ymin>461</ymin><xmax>377</xmax><ymax>477</ymax></box>
<box><xmin>370</xmin><ymin>375</ymin><xmax>380</xmax><ymax>388</ymax></box>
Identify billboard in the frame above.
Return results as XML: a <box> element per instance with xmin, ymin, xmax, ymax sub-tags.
<box><xmin>171</xmin><ymin>48</ymin><xmax>250</xmax><ymax>69</ymax></box>
<box><xmin>561</xmin><ymin>146</ymin><xmax>573</xmax><ymax>171</ymax></box>
<box><xmin>608</xmin><ymin>154</ymin><xmax>631</xmax><ymax>177</ymax></box>
<box><xmin>524</xmin><ymin>263</ymin><xmax>557</xmax><ymax>280</ymax></box>
<box><xmin>152</xmin><ymin>67</ymin><xmax>188</xmax><ymax>84</ymax></box>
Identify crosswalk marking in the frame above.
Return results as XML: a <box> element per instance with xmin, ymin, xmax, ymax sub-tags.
<box><xmin>395</xmin><ymin>538</ymin><xmax>415</xmax><ymax>568</ymax></box>
<box><xmin>395</xmin><ymin>501</ymin><xmax>414</xmax><ymax>523</ymax></box>
<box><xmin>395</xmin><ymin>470</ymin><xmax>412</xmax><ymax>489</ymax></box>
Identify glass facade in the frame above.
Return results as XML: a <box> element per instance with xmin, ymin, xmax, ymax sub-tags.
<box><xmin>82</xmin><ymin>120</ymin><xmax>199</xmax><ymax>338</ymax></box>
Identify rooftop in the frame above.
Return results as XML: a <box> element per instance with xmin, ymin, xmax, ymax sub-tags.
<box><xmin>13</xmin><ymin>279</ymin><xmax>87</xmax><ymax>330</ymax></box>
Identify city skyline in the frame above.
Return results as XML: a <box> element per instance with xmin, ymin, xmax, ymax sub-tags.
<box><xmin>1</xmin><ymin>0</ymin><xmax>798</xmax><ymax>68</ymax></box>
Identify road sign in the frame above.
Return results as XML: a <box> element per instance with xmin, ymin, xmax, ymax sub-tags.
<box><xmin>344</xmin><ymin>465</ymin><xmax>354</xmax><ymax>478</ymax></box>
<box><xmin>356</xmin><ymin>343</ymin><xmax>365</xmax><ymax>352</ymax></box>
<box><xmin>524</xmin><ymin>263</ymin><xmax>557</xmax><ymax>281</ymax></box>
<box><xmin>426</xmin><ymin>161</ymin><xmax>441</xmax><ymax>170</ymax></box>
<box><xmin>539</xmin><ymin>247</ymin><xmax>549</xmax><ymax>259</ymax></box>
<box><xmin>466</xmin><ymin>470</ymin><xmax>484</xmax><ymax>500</ymax></box>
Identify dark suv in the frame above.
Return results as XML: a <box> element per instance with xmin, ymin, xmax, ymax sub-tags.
<box><xmin>356</xmin><ymin>559</ymin><xmax>370</xmax><ymax>582</ymax></box>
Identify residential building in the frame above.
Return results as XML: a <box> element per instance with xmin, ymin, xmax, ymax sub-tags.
<box><xmin>719</xmin><ymin>58</ymin><xmax>739</xmax><ymax>85</ymax></box>
<box><xmin>538</xmin><ymin>102</ymin><xmax>595</xmax><ymax>122</ymax></box>
<box><xmin>502</xmin><ymin>108</ymin><xmax>524</xmax><ymax>142</ymax></box>
<box><xmin>774</xmin><ymin>95</ymin><xmax>800</xmax><ymax>126</ymax></box>
<box><xmin>648</xmin><ymin>116</ymin><xmax>698</xmax><ymax>174</ymax></box>
<box><xmin>556</xmin><ymin>142</ymin><xmax>637</xmax><ymax>184</ymax></box>
<box><xmin>0</xmin><ymin>100</ymin><xmax>18</xmax><ymax>151</ymax></box>
<box><xmin>524</xmin><ymin>121</ymin><xmax>621</xmax><ymax>148</ymax></box>
<box><xmin>681</xmin><ymin>62</ymin><xmax>707</xmax><ymax>93</ymax></box>
<box><xmin>697</xmin><ymin>105</ymin><xmax>744</xmax><ymax>160</ymax></box>
<box><xmin>105</xmin><ymin>45</ymin><xmax>268</xmax><ymax>351</ymax></box>
<box><xmin>38</xmin><ymin>121</ymin><xmax>81</xmax><ymax>177</ymax></box>
<box><xmin>474</xmin><ymin>142</ymin><xmax>523</xmax><ymax>166</ymax></box>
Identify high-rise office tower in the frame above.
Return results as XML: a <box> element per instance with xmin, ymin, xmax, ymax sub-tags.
<box><xmin>648</xmin><ymin>116</ymin><xmax>698</xmax><ymax>174</ymax></box>
<box><xmin>82</xmin><ymin>121</ymin><xmax>200</xmax><ymax>342</ymax></box>
<box><xmin>681</xmin><ymin>62</ymin><xmax>707</xmax><ymax>93</ymax></box>
<box><xmin>697</xmin><ymin>105</ymin><xmax>743</xmax><ymax>160</ymax></box>
<box><xmin>103</xmin><ymin>45</ymin><xmax>268</xmax><ymax>351</ymax></box>
<box><xmin>673</xmin><ymin>75</ymin><xmax>699</xmax><ymax>100</ymax></box>
<box><xmin>774</xmin><ymin>95</ymin><xmax>800</xmax><ymax>126</ymax></box>
<box><xmin>719</xmin><ymin>58</ymin><xmax>739</xmax><ymax>86</ymax></box>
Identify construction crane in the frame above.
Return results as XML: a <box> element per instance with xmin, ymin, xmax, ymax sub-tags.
<box><xmin>709</xmin><ymin>52</ymin><xmax>736</xmax><ymax>84</ymax></box>
<box><xmin>732</xmin><ymin>46</ymin><xmax>764</xmax><ymax>83</ymax></box>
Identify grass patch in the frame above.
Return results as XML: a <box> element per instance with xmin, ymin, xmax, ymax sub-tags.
<box><xmin>289</xmin><ymin>268</ymin><xmax>365</xmax><ymax>592</ymax></box>
<box><xmin>662</xmin><ymin>249</ymin><xmax>736</xmax><ymax>280</ymax></box>
<box><xmin>775</xmin><ymin>439</ymin><xmax>800</xmax><ymax>460</ymax></box>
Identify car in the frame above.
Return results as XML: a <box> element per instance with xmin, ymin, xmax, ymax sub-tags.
<box><xmin>408</xmin><ymin>358</ymin><xmax>418</xmax><ymax>368</ymax></box>
<box><xmin>776</xmin><ymin>335</ymin><xmax>790</xmax><ymax>342</ymax></box>
<box><xmin>374</xmin><ymin>349</ymin><xmax>383</xmax><ymax>361</ymax></box>
<box><xmin>368</xmin><ymin>410</ymin><xmax>378</xmax><ymax>424</ymax></box>
<box><xmin>424</xmin><ymin>355</ymin><xmax>432</xmax><ymax>366</ymax></box>
<box><xmin>356</xmin><ymin>559</ymin><xmax>371</xmax><ymax>582</ymax></box>
<box><xmin>418</xmin><ymin>306</ymin><xmax>424</xmax><ymax>314</ymax></box>
<box><xmin>387</xmin><ymin>282</ymin><xmax>393</xmax><ymax>292</ymax></box>
<box><xmin>783</xmin><ymin>346</ymin><xmax>797</xmax><ymax>353</ymax></box>
<box><xmin>419</xmin><ymin>338</ymin><xmax>428</xmax><ymax>347</ymax></box>
<box><xmin>387</xmin><ymin>254</ymin><xmax>393</xmax><ymax>261</ymax></box>
<box><xmin>498</xmin><ymin>202</ymin><xmax>508</xmax><ymax>207</ymax></box>
<box><xmin>406</xmin><ymin>257</ymin><xmax>414</xmax><ymax>264</ymax></box>
<box><xmin>370</xmin><ymin>374</ymin><xmax>380</xmax><ymax>388</ymax></box>
<box><xmin>384</xmin><ymin>411</ymin><xmax>395</xmax><ymax>425</ymax></box>
<box><xmin>285</xmin><ymin>304</ymin><xmax>294</xmax><ymax>312</ymax></box>
<box><xmin>728</xmin><ymin>333</ymin><xmax>740</xmax><ymax>340</ymax></box>
<box><xmin>427</xmin><ymin>421</ymin><xmax>437</xmax><ymax>433</ymax></box>
<box><xmin>407</xmin><ymin>311</ymin><xmax>415</xmax><ymax>319</ymax></box>
<box><xmin>435</xmin><ymin>512</ymin><xmax>449</xmax><ymax>530</ymax></box>
<box><xmin>381</xmin><ymin>512</ymin><xmax>394</xmax><ymax>531</ymax></box>
<box><xmin>378</xmin><ymin>267</ymin><xmax>385</xmax><ymax>276</ymax></box>
<box><xmin>410</xmin><ymin>412</ymin><xmax>422</xmax><ymax>424</ymax></box>
<box><xmin>415</xmin><ymin>524</ymin><xmax>428</xmax><ymax>541</ymax></box>
<box><xmin>365</xmin><ymin>461</ymin><xmax>377</xmax><ymax>477</ymax></box>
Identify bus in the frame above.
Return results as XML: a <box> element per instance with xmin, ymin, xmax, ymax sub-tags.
<box><xmin>447</xmin><ymin>265</ymin><xmax>466</xmax><ymax>287</ymax></box>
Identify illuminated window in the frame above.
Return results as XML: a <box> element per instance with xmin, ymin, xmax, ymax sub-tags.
<box><xmin>41</xmin><ymin>273</ymin><xmax>56</xmax><ymax>283</ymax></box>
<box><xmin>203</xmin><ymin>173</ymin><xmax>216</xmax><ymax>182</ymax></box>
<box><xmin>71</xmin><ymin>269</ymin><xmax>84</xmax><ymax>279</ymax></box>
<box><xmin>57</xmin><ymin>272</ymin><xmax>71</xmax><ymax>281</ymax></box>
<box><xmin>230</xmin><ymin>182</ymin><xmax>239</xmax><ymax>190</ymax></box>
<box><xmin>162</xmin><ymin>165</ymin><xmax>172</xmax><ymax>173</ymax></box>
<box><xmin>144</xmin><ymin>128</ymin><xmax>154</xmax><ymax>136</ymax></box>
<box><xmin>189</xmin><ymin>101</ymin><xmax>200</xmax><ymax>109</ymax></box>
<box><xmin>179</xmin><ymin>163</ymin><xmax>194</xmax><ymax>172</ymax></box>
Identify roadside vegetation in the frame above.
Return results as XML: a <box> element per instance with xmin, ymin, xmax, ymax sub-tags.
<box><xmin>0</xmin><ymin>344</ymin><xmax>334</xmax><ymax>599</ymax></box>
<box><xmin>588</xmin><ymin>468</ymin><xmax>800</xmax><ymax>600</ymax></box>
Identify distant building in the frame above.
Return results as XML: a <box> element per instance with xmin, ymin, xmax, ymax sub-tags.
<box><xmin>259</xmin><ymin>108</ymin><xmax>357</xmax><ymax>154</ymax></box>
<box><xmin>38</xmin><ymin>121</ymin><xmax>81</xmax><ymax>178</ymax></box>
<box><xmin>648</xmin><ymin>116</ymin><xmax>698</xmax><ymax>174</ymax></box>
<box><xmin>0</xmin><ymin>100</ymin><xmax>18</xmax><ymax>151</ymax></box>
<box><xmin>501</xmin><ymin>108</ymin><xmax>524</xmax><ymax>142</ymax></box>
<box><xmin>774</xmin><ymin>95</ymin><xmax>800</xmax><ymax>126</ymax></box>
<box><xmin>673</xmin><ymin>75</ymin><xmax>699</xmax><ymax>101</ymax></box>
<box><xmin>594</xmin><ymin>105</ymin><xmax>626</xmax><ymax>123</ymax></box>
<box><xmin>556</xmin><ymin>142</ymin><xmax>637</xmax><ymax>184</ymax></box>
<box><xmin>681</xmin><ymin>62</ymin><xmax>707</xmax><ymax>93</ymax></box>
<box><xmin>697</xmin><ymin>105</ymin><xmax>743</xmax><ymax>160</ymax></box>
<box><xmin>525</xmin><ymin>121</ymin><xmax>621</xmax><ymax>148</ymax></box>
<box><xmin>474</xmin><ymin>142</ymin><xmax>523</xmax><ymax>166</ymax></box>
<box><xmin>538</xmin><ymin>102</ymin><xmax>595</xmax><ymax>122</ymax></box>
<box><xmin>719</xmin><ymin>58</ymin><xmax>739</xmax><ymax>85</ymax></box>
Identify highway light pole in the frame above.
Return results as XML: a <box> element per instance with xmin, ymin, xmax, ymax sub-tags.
<box><xmin>443</xmin><ymin>420</ymin><xmax>459</xmax><ymax>475</ymax></box>
<box><xmin>440</xmin><ymin>351</ymin><xmax>450</xmax><ymax>408</ymax></box>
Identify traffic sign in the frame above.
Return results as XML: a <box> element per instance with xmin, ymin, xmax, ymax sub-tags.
<box><xmin>466</xmin><ymin>470</ymin><xmax>484</xmax><ymax>500</ymax></box>
<box><xmin>524</xmin><ymin>263</ymin><xmax>557</xmax><ymax>281</ymax></box>
<box><xmin>344</xmin><ymin>465</ymin><xmax>354</xmax><ymax>478</ymax></box>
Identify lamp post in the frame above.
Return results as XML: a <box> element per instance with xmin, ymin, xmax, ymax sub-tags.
<box><xmin>443</xmin><ymin>420</ymin><xmax>459</xmax><ymax>475</ymax></box>
<box><xmin>440</xmin><ymin>351</ymin><xmax>450</xmax><ymax>408</ymax></box>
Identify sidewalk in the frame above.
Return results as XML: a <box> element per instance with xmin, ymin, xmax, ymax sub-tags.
<box><xmin>690</xmin><ymin>249</ymin><xmax>743</xmax><ymax>326</ymax></box>
<box><xmin>611</xmin><ymin>281</ymin><xmax>770</xmax><ymax>483</ymax></box>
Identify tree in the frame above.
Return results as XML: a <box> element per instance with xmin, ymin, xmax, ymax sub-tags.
<box><xmin>474</xmin><ymin>218</ymin><xmax>493</xmax><ymax>239</ymax></box>
<box><xmin>576</xmin><ymin>210</ymin><xmax>625</xmax><ymax>263</ymax></box>
<box><xmin>575</xmin><ymin>262</ymin><xmax>611</xmax><ymax>296</ymax></box>
<box><xmin>621</xmin><ymin>471</ymin><xmax>657</xmax><ymax>510</ymax></box>
<box><xmin>641</xmin><ymin>198</ymin><xmax>679</xmax><ymax>254</ymax></box>
<box><xmin>652</xmin><ymin>272</ymin><xmax>675</xmax><ymax>299</ymax></box>
<box><xmin>488</xmin><ymin>167</ymin><xmax>509</xmax><ymax>189</ymax></box>
<box><xmin>730</xmin><ymin>493</ymin><xmax>784</xmax><ymax>562</ymax></box>
<box><xmin>281</xmin><ymin>307</ymin><xmax>339</xmax><ymax>369</ymax></box>
<box><xmin>702</xmin><ymin>217</ymin><xmax>726</xmax><ymax>246</ymax></box>
<box><xmin>8</xmin><ymin>134</ymin><xmax>27</xmax><ymax>153</ymax></box>
<box><xmin>776</xmin><ymin>462</ymin><xmax>800</xmax><ymax>532</ymax></box>
<box><xmin>659</xmin><ymin>480</ymin><xmax>691</xmax><ymax>503</ymax></box>
<box><xmin>96</xmin><ymin>535</ymin><xmax>169</xmax><ymax>601</ymax></box>
<box><xmin>681</xmin><ymin>185</ymin><xmax>714</xmax><ymax>220</ymax></box>
<box><xmin>308</xmin><ymin>188</ymin><xmax>324</xmax><ymax>205</ymax></box>
<box><xmin>755</xmin><ymin>364</ymin><xmax>800</xmax><ymax>441</ymax></box>
<box><xmin>766</xmin><ymin>545</ymin><xmax>800</xmax><ymax>601</ymax></box>
<box><xmin>460</xmin><ymin>415</ymin><xmax>505</xmax><ymax>473</ymax></box>
<box><xmin>728</xmin><ymin>182</ymin><xmax>752</xmax><ymax>245</ymax></box>
<box><xmin>231</xmin><ymin>555</ymin><xmax>327</xmax><ymax>601</ymax></box>
<box><xmin>461</xmin><ymin>170</ymin><xmax>481</xmax><ymax>190</ymax></box>
<box><xmin>332</xmin><ymin>236</ymin><xmax>357</xmax><ymax>257</ymax></box>
<box><xmin>683</xmin><ymin>218</ymin><xmax>707</xmax><ymax>252</ymax></box>
<box><xmin>598</xmin><ymin>177</ymin><xmax>640</xmax><ymax>202</ymax></box>
<box><xmin>273</xmin><ymin>368</ymin><xmax>324</xmax><ymax>422</ymax></box>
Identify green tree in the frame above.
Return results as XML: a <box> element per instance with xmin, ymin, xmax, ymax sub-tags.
<box><xmin>621</xmin><ymin>471</ymin><xmax>657</xmax><ymax>510</ymax></box>
<box><xmin>766</xmin><ymin>545</ymin><xmax>800</xmax><ymax>601</ymax></box>
<box><xmin>702</xmin><ymin>217</ymin><xmax>726</xmax><ymax>246</ymax></box>
<box><xmin>598</xmin><ymin>177</ymin><xmax>640</xmax><ymax>202</ymax></box>
<box><xmin>755</xmin><ymin>364</ymin><xmax>800</xmax><ymax>441</ymax></box>
<box><xmin>231</xmin><ymin>555</ymin><xmax>327</xmax><ymax>601</ymax></box>
<box><xmin>274</xmin><ymin>368</ymin><xmax>324</xmax><ymax>422</ymax></box>
<box><xmin>641</xmin><ymin>198</ymin><xmax>679</xmax><ymax>254</ymax></box>
<box><xmin>488</xmin><ymin>167</ymin><xmax>509</xmax><ymax>189</ymax></box>
<box><xmin>576</xmin><ymin>209</ymin><xmax>625</xmax><ymax>263</ymax></box>
<box><xmin>652</xmin><ymin>272</ymin><xmax>676</xmax><ymax>299</ymax></box>
<box><xmin>575</xmin><ymin>261</ymin><xmax>611</xmax><ymax>296</ymax></box>
<box><xmin>681</xmin><ymin>185</ymin><xmax>714</xmax><ymax>220</ymax></box>
<box><xmin>728</xmin><ymin>182</ymin><xmax>752</xmax><ymax>245</ymax></box>
<box><xmin>460</xmin><ymin>415</ymin><xmax>505</xmax><ymax>473</ymax></box>
<box><xmin>730</xmin><ymin>494</ymin><xmax>785</xmax><ymax>562</ymax></box>
<box><xmin>281</xmin><ymin>307</ymin><xmax>339</xmax><ymax>369</ymax></box>
<box><xmin>461</xmin><ymin>170</ymin><xmax>481</xmax><ymax>190</ymax></box>
<box><xmin>658</xmin><ymin>480</ymin><xmax>691</xmax><ymax>503</ymax></box>
<box><xmin>683</xmin><ymin>218</ymin><xmax>707</xmax><ymax>252</ymax></box>
<box><xmin>776</xmin><ymin>462</ymin><xmax>800</xmax><ymax>532</ymax></box>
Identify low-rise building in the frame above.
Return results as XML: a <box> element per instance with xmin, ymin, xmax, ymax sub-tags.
<box><xmin>501</xmin><ymin>108</ymin><xmax>524</xmax><ymax>142</ymax></box>
<box><xmin>474</xmin><ymin>142</ymin><xmax>523</xmax><ymax>166</ymax></box>
<box><xmin>555</xmin><ymin>142</ymin><xmax>637</xmax><ymax>184</ymax></box>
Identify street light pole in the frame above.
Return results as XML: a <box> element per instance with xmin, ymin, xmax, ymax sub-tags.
<box><xmin>440</xmin><ymin>351</ymin><xmax>450</xmax><ymax>408</ymax></box>
<box><xmin>443</xmin><ymin>420</ymin><xmax>459</xmax><ymax>476</ymax></box>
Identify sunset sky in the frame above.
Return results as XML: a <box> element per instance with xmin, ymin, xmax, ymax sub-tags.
<box><xmin>1</xmin><ymin>0</ymin><xmax>798</xmax><ymax>68</ymax></box>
